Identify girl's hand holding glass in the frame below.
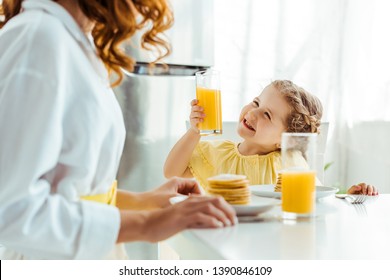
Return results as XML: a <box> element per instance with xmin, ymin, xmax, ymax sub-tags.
<box><xmin>189</xmin><ymin>99</ymin><xmax>205</xmax><ymax>134</ymax></box>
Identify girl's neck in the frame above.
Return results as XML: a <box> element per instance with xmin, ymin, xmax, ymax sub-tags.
<box><xmin>237</xmin><ymin>141</ymin><xmax>278</xmax><ymax>156</ymax></box>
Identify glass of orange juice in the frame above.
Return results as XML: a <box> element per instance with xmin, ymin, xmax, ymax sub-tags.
<box><xmin>195</xmin><ymin>69</ymin><xmax>222</xmax><ymax>135</ymax></box>
<box><xmin>281</xmin><ymin>133</ymin><xmax>317</xmax><ymax>219</ymax></box>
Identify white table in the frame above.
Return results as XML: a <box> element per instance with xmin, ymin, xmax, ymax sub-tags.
<box><xmin>164</xmin><ymin>195</ymin><xmax>390</xmax><ymax>259</ymax></box>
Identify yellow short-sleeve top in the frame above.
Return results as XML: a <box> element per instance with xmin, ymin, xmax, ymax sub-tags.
<box><xmin>189</xmin><ymin>140</ymin><xmax>282</xmax><ymax>189</ymax></box>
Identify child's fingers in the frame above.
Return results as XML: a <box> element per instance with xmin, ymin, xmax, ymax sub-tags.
<box><xmin>347</xmin><ymin>184</ymin><xmax>361</xmax><ymax>194</ymax></box>
<box><xmin>366</xmin><ymin>184</ymin><xmax>377</xmax><ymax>196</ymax></box>
<box><xmin>190</xmin><ymin>99</ymin><xmax>199</xmax><ymax>106</ymax></box>
<box><xmin>190</xmin><ymin>118</ymin><xmax>203</xmax><ymax>127</ymax></box>
<box><xmin>191</xmin><ymin>105</ymin><xmax>204</xmax><ymax>113</ymax></box>
<box><xmin>358</xmin><ymin>182</ymin><xmax>372</xmax><ymax>195</ymax></box>
<box><xmin>189</xmin><ymin>102</ymin><xmax>205</xmax><ymax>130</ymax></box>
<box><xmin>355</xmin><ymin>183</ymin><xmax>378</xmax><ymax>196</ymax></box>
<box><xmin>365</xmin><ymin>184</ymin><xmax>373</xmax><ymax>195</ymax></box>
<box><xmin>359</xmin><ymin>183</ymin><xmax>368</xmax><ymax>194</ymax></box>
<box><xmin>191</xmin><ymin>111</ymin><xmax>205</xmax><ymax>119</ymax></box>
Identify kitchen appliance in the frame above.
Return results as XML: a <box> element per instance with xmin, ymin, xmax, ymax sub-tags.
<box><xmin>113</xmin><ymin>0</ymin><xmax>214</xmax><ymax>259</ymax></box>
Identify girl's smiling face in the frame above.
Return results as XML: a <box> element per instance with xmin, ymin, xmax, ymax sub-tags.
<box><xmin>237</xmin><ymin>84</ymin><xmax>291</xmax><ymax>155</ymax></box>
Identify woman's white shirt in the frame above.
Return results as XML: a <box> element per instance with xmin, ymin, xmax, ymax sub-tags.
<box><xmin>0</xmin><ymin>0</ymin><xmax>126</xmax><ymax>259</ymax></box>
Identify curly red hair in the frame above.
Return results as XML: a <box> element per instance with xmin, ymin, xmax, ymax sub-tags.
<box><xmin>0</xmin><ymin>0</ymin><xmax>173</xmax><ymax>86</ymax></box>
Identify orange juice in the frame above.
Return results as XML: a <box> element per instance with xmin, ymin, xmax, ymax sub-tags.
<box><xmin>281</xmin><ymin>170</ymin><xmax>315</xmax><ymax>214</ymax></box>
<box><xmin>196</xmin><ymin>86</ymin><xmax>222</xmax><ymax>134</ymax></box>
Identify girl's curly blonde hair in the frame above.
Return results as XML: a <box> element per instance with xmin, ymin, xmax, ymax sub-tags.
<box><xmin>272</xmin><ymin>80</ymin><xmax>323</xmax><ymax>134</ymax></box>
<box><xmin>0</xmin><ymin>0</ymin><xmax>173</xmax><ymax>86</ymax></box>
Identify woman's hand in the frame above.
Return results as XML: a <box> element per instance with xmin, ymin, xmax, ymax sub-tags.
<box><xmin>142</xmin><ymin>195</ymin><xmax>237</xmax><ymax>242</ymax></box>
<box><xmin>148</xmin><ymin>177</ymin><xmax>203</xmax><ymax>208</ymax></box>
<box><xmin>117</xmin><ymin>195</ymin><xmax>237</xmax><ymax>243</ymax></box>
<box><xmin>116</xmin><ymin>177</ymin><xmax>202</xmax><ymax>210</ymax></box>
<box><xmin>155</xmin><ymin>176</ymin><xmax>202</xmax><ymax>196</ymax></box>
<box><xmin>347</xmin><ymin>182</ymin><xmax>378</xmax><ymax>196</ymax></box>
<box><xmin>189</xmin><ymin>99</ymin><xmax>205</xmax><ymax>134</ymax></box>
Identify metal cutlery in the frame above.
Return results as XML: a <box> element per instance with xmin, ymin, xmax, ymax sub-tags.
<box><xmin>335</xmin><ymin>194</ymin><xmax>366</xmax><ymax>204</ymax></box>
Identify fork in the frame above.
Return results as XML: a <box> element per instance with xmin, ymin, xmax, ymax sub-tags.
<box><xmin>346</xmin><ymin>195</ymin><xmax>366</xmax><ymax>204</ymax></box>
<box><xmin>335</xmin><ymin>194</ymin><xmax>367</xmax><ymax>204</ymax></box>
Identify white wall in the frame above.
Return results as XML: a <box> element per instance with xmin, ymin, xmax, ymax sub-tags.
<box><xmin>324</xmin><ymin>121</ymin><xmax>390</xmax><ymax>194</ymax></box>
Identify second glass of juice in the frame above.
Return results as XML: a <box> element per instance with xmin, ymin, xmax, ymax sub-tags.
<box><xmin>281</xmin><ymin>132</ymin><xmax>317</xmax><ymax>219</ymax></box>
<box><xmin>195</xmin><ymin>69</ymin><xmax>222</xmax><ymax>135</ymax></box>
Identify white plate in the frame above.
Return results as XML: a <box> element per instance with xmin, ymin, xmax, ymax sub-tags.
<box><xmin>169</xmin><ymin>195</ymin><xmax>279</xmax><ymax>216</ymax></box>
<box><xmin>232</xmin><ymin>196</ymin><xmax>280</xmax><ymax>216</ymax></box>
<box><xmin>250</xmin><ymin>184</ymin><xmax>339</xmax><ymax>199</ymax></box>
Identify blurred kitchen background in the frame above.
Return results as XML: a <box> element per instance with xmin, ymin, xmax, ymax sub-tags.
<box><xmin>114</xmin><ymin>0</ymin><xmax>390</xmax><ymax>258</ymax></box>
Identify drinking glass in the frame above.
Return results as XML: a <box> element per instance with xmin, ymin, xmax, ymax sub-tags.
<box><xmin>281</xmin><ymin>133</ymin><xmax>317</xmax><ymax>219</ymax></box>
<box><xmin>195</xmin><ymin>69</ymin><xmax>222</xmax><ymax>135</ymax></box>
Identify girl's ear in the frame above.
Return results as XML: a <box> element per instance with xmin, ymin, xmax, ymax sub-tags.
<box><xmin>276</xmin><ymin>143</ymin><xmax>281</xmax><ymax>149</ymax></box>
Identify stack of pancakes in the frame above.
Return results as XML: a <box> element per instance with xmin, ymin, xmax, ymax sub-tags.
<box><xmin>274</xmin><ymin>173</ymin><xmax>282</xmax><ymax>192</ymax></box>
<box><xmin>206</xmin><ymin>174</ymin><xmax>250</xmax><ymax>205</ymax></box>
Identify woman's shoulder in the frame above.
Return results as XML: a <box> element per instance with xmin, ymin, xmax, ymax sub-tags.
<box><xmin>3</xmin><ymin>10</ymin><xmax>72</xmax><ymax>55</ymax></box>
<box><xmin>12</xmin><ymin>10</ymin><xmax>60</xmax><ymax>32</ymax></box>
<box><xmin>32</xmin><ymin>12</ymin><xmax>72</xmax><ymax>48</ymax></box>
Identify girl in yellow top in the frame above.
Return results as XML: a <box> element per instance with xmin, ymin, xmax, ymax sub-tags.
<box><xmin>164</xmin><ymin>80</ymin><xmax>378</xmax><ymax>196</ymax></box>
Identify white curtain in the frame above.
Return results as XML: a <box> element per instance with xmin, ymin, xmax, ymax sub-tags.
<box><xmin>214</xmin><ymin>0</ymin><xmax>390</xmax><ymax>193</ymax></box>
